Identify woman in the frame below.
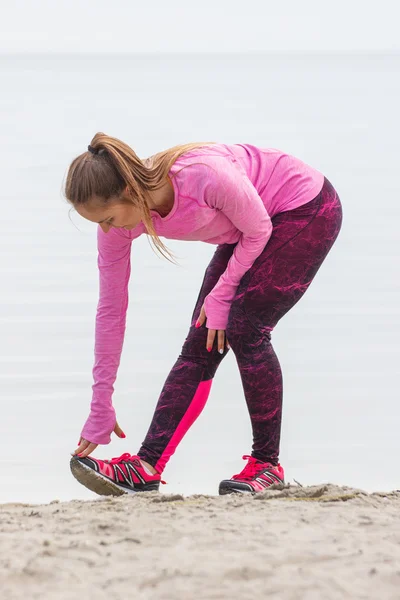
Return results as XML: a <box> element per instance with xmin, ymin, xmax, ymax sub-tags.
<box><xmin>66</xmin><ymin>133</ymin><xmax>342</xmax><ymax>496</ymax></box>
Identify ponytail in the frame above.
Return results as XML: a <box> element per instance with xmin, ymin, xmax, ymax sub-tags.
<box><xmin>65</xmin><ymin>133</ymin><xmax>214</xmax><ymax>262</ymax></box>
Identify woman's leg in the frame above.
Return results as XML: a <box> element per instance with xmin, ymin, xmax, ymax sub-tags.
<box><xmin>226</xmin><ymin>178</ymin><xmax>343</xmax><ymax>465</ymax></box>
<box><xmin>138</xmin><ymin>244</ymin><xmax>235</xmax><ymax>473</ymax></box>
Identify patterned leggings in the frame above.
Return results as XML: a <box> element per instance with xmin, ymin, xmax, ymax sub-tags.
<box><xmin>138</xmin><ymin>177</ymin><xmax>343</xmax><ymax>473</ymax></box>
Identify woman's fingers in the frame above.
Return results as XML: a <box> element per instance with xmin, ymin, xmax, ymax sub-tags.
<box><xmin>217</xmin><ymin>330</ymin><xmax>225</xmax><ymax>354</ymax></box>
<box><xmin>72</xmin><ymin>423</ymin><xmax>124</xmax><ymax>460</ymax></box>
<box><xmin>206</xmin><ymin>328</ymin><xmax>216</xmax><ymax>352</ymax></box>
<box><xmin>207</xmin><ymin>329</ymin><xmax>229</xmax><ymax>353</ymax></box>
<box><xmin>78</xmin><ymin>443</ymin><xmax>98</xmax><ymax>458</ymax></box>
<box><xmin>72</xmin><ymin>439</ymin><xmax>89</xmax><ymax>456</ymax></box>
<box><xmin>114</xmin><ymin>421</ymin><xmax>126</xmax><ymax>438</ymax></box>
<box><xmin>195</xmin><ymin>304</ymin><xmax>206</xmax><ymax>328</ymax></box>
<box><xmin>197</xmin><ymin>304</ymin><xmax>228</xmax><ymax>354</ymax></box>
<box><xmin>72</xmin><ymin>438</ymin><xmax>98</xmax><ymax>457</ymax></box>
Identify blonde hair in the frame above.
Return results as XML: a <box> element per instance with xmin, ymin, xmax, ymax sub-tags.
<box><xmin>64</xmin><ymin>132</ymin><xmax>214</xmax><ymax>261</ymax></box>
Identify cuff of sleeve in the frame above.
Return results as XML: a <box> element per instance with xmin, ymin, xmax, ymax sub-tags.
<box><xmin>204</xmin><ymin>295</ymin><xmax>231</xmax><ymax>331</ymax></box>
<box><xmin>81</xmin><ymin>406</ymin><xmax>116</xmax><ymax>445</ymax></box>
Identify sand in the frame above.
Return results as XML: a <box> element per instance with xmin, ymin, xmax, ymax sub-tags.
<box><xmin>1</xmin><ymin>484</ymin><xmax>400</xmax><ymax>600</ymax></box>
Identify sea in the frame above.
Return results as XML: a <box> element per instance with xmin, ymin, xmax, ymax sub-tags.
<box><xmin>0</xmin><ymin>53</ymin><xmax>399</xmax><ymax>503</ymax></box>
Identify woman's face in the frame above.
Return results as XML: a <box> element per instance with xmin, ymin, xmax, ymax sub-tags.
<box><xmin>75</xmin><ymin>197</ymin><xmax>142</xmax><ymax>233</ymax></box>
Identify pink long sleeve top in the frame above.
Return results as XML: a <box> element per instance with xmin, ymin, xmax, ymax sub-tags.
<box><xmin>82</xmin><ymin>143</ymin><xmax>324</xmax><ymax>444</ymax></box>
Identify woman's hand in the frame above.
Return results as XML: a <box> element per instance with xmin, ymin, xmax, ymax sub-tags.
<box><xmin>72</xmin><ymin>421</ymin><xmax>126</xmax><ymax>458</ymax></box>
<box><xmin>196</xmin><ymin>304</ymin><xmax>230</xmax><ymax>354</ymax></box>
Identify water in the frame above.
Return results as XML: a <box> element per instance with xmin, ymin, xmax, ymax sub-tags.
<box><xmin>0</xmin><ymin>53</ymin><xmax>399</xmax><ymax>503</ymax></box>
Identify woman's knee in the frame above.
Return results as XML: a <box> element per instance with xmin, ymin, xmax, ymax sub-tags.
<box><xmin>226</xmin><ymin>302</ymin><xmax>272</xmax><ymax>352</ymax></box>
<box><xmin>180</xmin><ymin>325</ymin><xmax>226</xmax><ymax>378</ymax></box>
<box><xmin>180</xmin><ymin>325</ymin><xmax>207</xmax><ymax>358</ymax></box>
<box><xmin>226</xmin><ymin>304</ymin><xmax>251</xmax><ymax>351</ymax></box>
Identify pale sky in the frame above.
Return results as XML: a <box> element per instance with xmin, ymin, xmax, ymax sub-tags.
<box><xmin>1</xmin><ymin>0</ymin><xmax>398</xmax><ymax>54</ymax></box>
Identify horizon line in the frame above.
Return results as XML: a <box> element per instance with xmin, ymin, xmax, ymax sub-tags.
<box><xmin>0</xmin><ymin>49</ymin><xmax>399</xmax><ymax>57</ymax></box>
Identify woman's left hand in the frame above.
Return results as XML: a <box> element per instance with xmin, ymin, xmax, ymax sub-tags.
<box><xmin>72</xmin><ymin>421</ymin><xmax>126</xmax><ymax>458</ymax></box>
<box><xmin>196</xmin><ymin>304</ymin><xmax>229</xmax><ymax>354</ymax></box>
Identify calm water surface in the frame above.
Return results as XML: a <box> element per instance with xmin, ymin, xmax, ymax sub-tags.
<box><xmin>0</xmin><ymin>53</ymin><xmax>399</xmax><ymax>502</ymax></box>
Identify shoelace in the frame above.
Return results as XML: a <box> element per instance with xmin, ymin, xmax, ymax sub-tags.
<box><xmin>107</xmin><ymin>453</ymin><xmax>167</xmax><ymax>484</ymax></box>
<box><xmin>108</xmin><ymin>453</ymin><xmax>136</xmax><ymax>465</ymax></box>
<box><xmin>232</xmin><ymin>455</ymin><xmax>275</xmax><ymax>481</ymax></box>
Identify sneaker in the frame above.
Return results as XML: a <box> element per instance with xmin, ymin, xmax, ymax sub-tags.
<box><xmin>219</xmin><ymin>455</ymin><xmax>285</xmax><ymax>495</ymax></box>
<box><xmin>70</xmin><ymin>453</ymin><xmax>164</xmax><ymax>496</ymax></box>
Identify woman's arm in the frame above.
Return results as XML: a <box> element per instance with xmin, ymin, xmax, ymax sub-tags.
<box><xmin>202</xmin><ymin>156</ymin><xmax>273</xmax><ymax>330</ymax></box>
<box><xmin>80</xmin><ymin>226</ymin><xmax>132</xmax><ymax>445</ymax></box>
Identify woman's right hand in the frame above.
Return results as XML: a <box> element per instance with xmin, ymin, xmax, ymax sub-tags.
<box><xmin>72</xmin><ymin>421</ymin><xmax>126</xmax><ymax>458</ymax></box>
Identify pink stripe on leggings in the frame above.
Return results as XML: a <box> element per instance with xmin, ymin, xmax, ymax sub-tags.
<box><xmin>155</xmin><ymin>379</ymin><xmax>212</xmax><ymax>473</ymax></box>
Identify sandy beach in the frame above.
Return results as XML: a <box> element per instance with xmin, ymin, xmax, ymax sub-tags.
<box><xmin>1</xmin><ymin>484</ymin><xmax>400</xmax><ymax>600</ymax></box>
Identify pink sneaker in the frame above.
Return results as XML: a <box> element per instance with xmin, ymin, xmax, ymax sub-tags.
<box><xmin>70</xmin><ymin>453</ymin><xmax>164</xmax><ymax>496</ymax></box>
<box><xmin>219</xmin><ymin>455</ymin><xmax>285</xmax><ymax>495</ymax></box>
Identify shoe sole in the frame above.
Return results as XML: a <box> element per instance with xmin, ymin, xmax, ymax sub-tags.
<box><xmin>69</xmin><ymin>458</ymin><xmax>163</xmax><ymax>497</ymax></box>
<box><xmin>219</xmin><ymin>480</ymin><xmax>285</xmax><ymax>495</ymax></box>
<box><xmin>219</xmin><ymin>482</ymin><xmax>253</xmax><ymax>495</ymax></box>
